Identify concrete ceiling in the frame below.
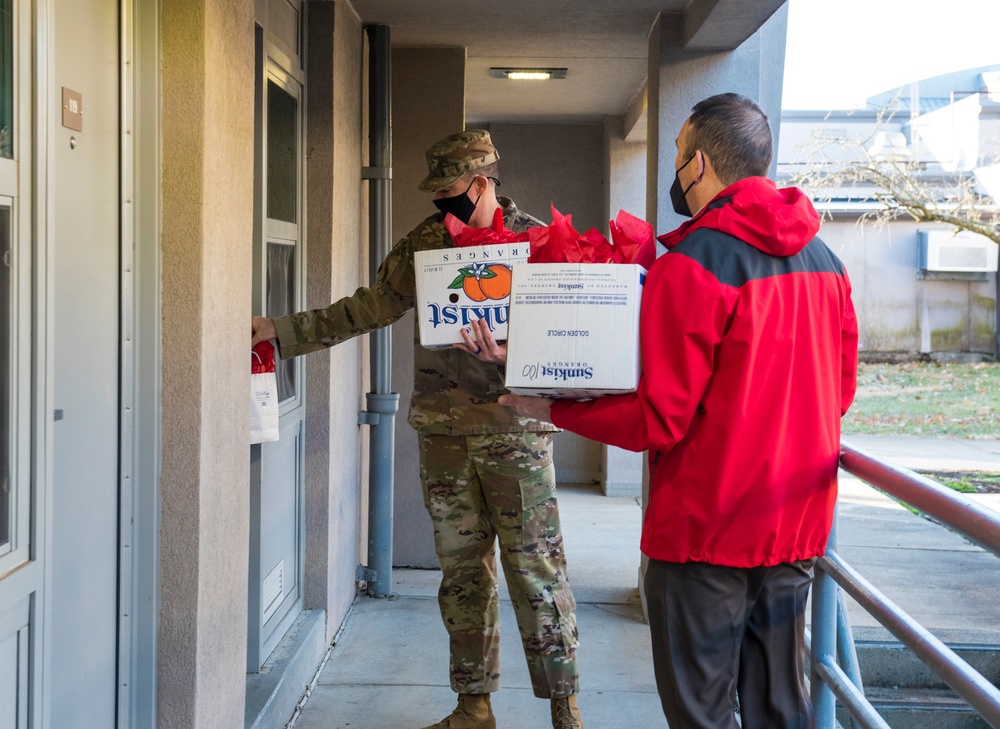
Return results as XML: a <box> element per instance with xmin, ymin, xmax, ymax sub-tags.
<box><xmin>349</xmin><ymin>0</ymin><xmax>787</xmax><ymax>126</ymax></box>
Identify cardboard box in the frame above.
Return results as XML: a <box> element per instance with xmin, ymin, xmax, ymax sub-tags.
<box><xmin>505</xmin><ymin>263</ymin><xmax>645</xmax><ymax>398</ymax></box>
<box><xmin>414</xmin><ymin>242</ymin><xmax>530</xmax><ymax>349</ymax></box>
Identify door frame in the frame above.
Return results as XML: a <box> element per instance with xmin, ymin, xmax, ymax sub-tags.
<box><xmin>248</xmin><ymin>1</ymin><xmax>307</xmax><ymax>672</ymax></box>
<box><xmin>118</xmin><ymin>0</ymin><xmax>161</xmax><ymax>726</ymax></box>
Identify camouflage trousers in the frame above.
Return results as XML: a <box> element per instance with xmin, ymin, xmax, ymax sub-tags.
<box><xmin>418</xmin><ymin>431</ymin><xmax>580</xmax><ymax>699</ymax></box>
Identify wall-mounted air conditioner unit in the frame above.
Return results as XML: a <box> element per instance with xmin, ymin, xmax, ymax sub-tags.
<box><xmin>917</xmin><ymin>230</ymin><xmax>998</xmax><ymax>273</ymax></box>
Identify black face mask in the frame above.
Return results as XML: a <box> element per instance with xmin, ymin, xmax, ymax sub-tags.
<box><xmin>670</xmin><ymin>155</ymin><xmax>699</xmax><ymax>218</ymax></box>
<box><xmin>434</xmin><ymin>179</ymin><xmax>481</xmax><ymax>224</ymax></box>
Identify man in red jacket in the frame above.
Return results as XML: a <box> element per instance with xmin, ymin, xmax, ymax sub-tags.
<box><xmin>501</xmin><ymin>93</ymin><xmax>859</xmax><ymax>728</ymax></box>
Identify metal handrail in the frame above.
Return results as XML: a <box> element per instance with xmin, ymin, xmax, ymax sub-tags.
<box><xmin>811</xmin><ymin>442</ymin><xmax>1000</xmax><ymax>729</ymax></box>
<box><xmin>840</xmin><ymin>445</ymin><xmax>1000</xmax><ymax>558</ymax></box>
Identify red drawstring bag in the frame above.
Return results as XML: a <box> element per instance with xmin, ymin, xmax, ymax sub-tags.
<box><xmin>250</xmin><ymin>341</ymin><xmax>279</xmax><ymax>444</ymax></box>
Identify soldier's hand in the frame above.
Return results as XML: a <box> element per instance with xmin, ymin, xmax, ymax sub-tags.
<box><xmin>455</xmin><ymin>318</ymin><xmax>507</xmax><ymax>364</ymax></box>
<box><xmin>252</xmin><ymin>316</ymin><xmax>277</xmax><ymax>347</ymax></box>
<box><xmin>498</xmin><ymin>393</ymin><xmax>553</xmax><ymax>423</ymax></box>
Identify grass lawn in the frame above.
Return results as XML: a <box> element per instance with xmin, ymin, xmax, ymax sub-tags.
<box><xmin>842</xmin><ymin>361</ymin><xmax>1000</xmax><ymax>439</ymax></box>
<box><xmin>918</xmin><ymin>471</ymin><xmax>1000</xmax><ymax>494</ymax></box>
<box><xmin>842</xmin><ymin>360</ymin><xmax>1000</xmax><ymax>493</ymax></box>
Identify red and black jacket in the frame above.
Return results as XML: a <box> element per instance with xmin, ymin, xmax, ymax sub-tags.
<box><xmin>551</xmin><ymin>177</ymin><xmax>859</xmax><ymax>568</ymax></box>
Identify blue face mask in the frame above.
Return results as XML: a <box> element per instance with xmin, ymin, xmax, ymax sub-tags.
<box><xmin>434</xmin><ymin>178</ymin><xmax>481</xmax><ymax>223</ymax></box>
<box><xmin>670</xmin><ymin>155</ymin><xmax>699</xmax><ymax>217</ymax></box>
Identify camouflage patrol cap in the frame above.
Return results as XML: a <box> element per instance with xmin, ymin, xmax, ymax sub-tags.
<box><xmin>418</xmin><ymin>129</ymin><xmax>500</xmax><ymax>192</ymax></box>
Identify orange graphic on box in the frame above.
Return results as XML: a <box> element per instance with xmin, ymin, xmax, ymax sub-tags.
<box><xmin>449</xmin><ymin>262</ymin><xmax>512</xmax><ymax>301</ymax></box>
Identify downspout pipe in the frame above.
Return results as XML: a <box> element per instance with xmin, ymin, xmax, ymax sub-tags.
<box><xmin>357</xmin><ymin>23</ymin><xmax>399</xmax><ymax>598</ymax></box>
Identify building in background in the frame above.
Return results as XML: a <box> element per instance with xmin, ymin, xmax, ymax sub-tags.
<box><xmin>779</xmin><ymin>65</ymin><xmax>1000</xmax><ymax>358</ymax></box>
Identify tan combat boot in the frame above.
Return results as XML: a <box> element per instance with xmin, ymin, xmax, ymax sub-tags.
<box><xmin>551</xmin><ymin>694</ymin><xmax>584</xmax><ymax>729</ymax></box>
<box><xmin>421</xmin><ymin>693</ymin><xmax>496</xmax><ymax>729</ymax></box>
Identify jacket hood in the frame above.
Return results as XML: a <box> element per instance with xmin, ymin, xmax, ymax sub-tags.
<box><xmin>658</xmin><ymin>177</ymin><xmax>820</xmax><ymax>257</ymax></box>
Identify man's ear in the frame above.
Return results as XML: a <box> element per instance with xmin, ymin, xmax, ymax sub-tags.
<box><xmin>696</xmin><ymin>149</ymin><xmax>713</xmax><ymax>180</ymax></box>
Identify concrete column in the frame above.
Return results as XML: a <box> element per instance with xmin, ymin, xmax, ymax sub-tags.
<box><xmin>639</xmin><ymin>5</ymin><xmax>789</xmax><ymax>614</ymax></box>
<box><xmin>647</xmin><ymin>7</ymin><xmax>789</xmax><ymax>234</ymax></box>
<box><xmin>601</xmin><ymin>114</ymin><xmax>647</xmax><ymax>497</ymax></box>
<box><xmin>159</xmin><ymin>1</ymin><xmax>255</xmax><ymax>726</ymax></box>
<box><xmin>390</xmin><ymin>47</ymin><xmax>466</xmax><ymax>568</ymax></box>
<box><xmin>605</xmin><ymin>114</ymin><xmax>647</xmax><ymax>222</ymax></box>
<box><xmin>302</xmin><ymin>0</ymin><xmax>366</xmax><ymax>641</ymax></box>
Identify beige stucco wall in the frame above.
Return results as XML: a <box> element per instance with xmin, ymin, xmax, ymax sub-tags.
<box><xmin>302</xmin><ymin>0</ymin><xmax>367</xmax><ymax>643</ymax></box>
<box><xmin>159</xmin><ymin>0</ymin><xmax>255</xmax><ymax>726</ymax></box>
<box><xmin>390</xmin><ymin>47</ymin><xmax>467</xmax><ymax>568</ymax></box>
<box><xmin>488</xmin><ymin>122</ymin><xmax>607</xmax><ymax>484</ymax></box>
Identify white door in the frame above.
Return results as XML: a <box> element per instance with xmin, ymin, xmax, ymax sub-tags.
<box><xmin>47</xmin><ymin>0</ymin><xmax>121</xmax><ymax>724</ymax></box>
<box><xmin>248</xmin><ymin>15</ymin><xmax>306</xmax><ymax>670</ymax></box>
<box><xmin>0</xmin><ymin>0</ymin><xmax>32</xmax><ymax>717</ymax></box>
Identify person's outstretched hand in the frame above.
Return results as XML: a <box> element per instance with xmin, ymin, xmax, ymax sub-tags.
<box><xmin>252</xmin><ymin>316</ymin><xmax>277</xmax><ymax>347</ymax></box>
<box><xmin>498</xmin><ymin>393</ymin><xmax>553</xmax><ymax>423</ymax></box>
<box><xmin>454</xmin><ymin>318</ymin><xmax>507</xmax><ymax>364</ymax></box>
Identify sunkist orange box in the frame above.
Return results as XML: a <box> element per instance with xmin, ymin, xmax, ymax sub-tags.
<box><xmin>413</xmin><ymin>242</ymin><xmax>529</xmax><ymax>349</ymax></box>
<box><xmin>505</xmin><ymin>262</ymin><xmax>645</xmax><ymax>398</ymax></box>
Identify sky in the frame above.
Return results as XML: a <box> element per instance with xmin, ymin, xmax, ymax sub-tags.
<box><xmin>782</xmin><ymin>0</ymin><xmax>1000</xmax><ymax>110</ymax></box>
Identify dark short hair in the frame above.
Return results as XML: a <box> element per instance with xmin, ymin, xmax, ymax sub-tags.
<box><xmin>682</xmin><ymin>93</ymin><xmax>772</xmax><ymax>185</ymax></box>
<box><xmin>475</xmin><ymin>161</ymin><xmax>500</xmax><ymax>184</ymax></box>
<box><xmin>457</xmin><ymin>161</ymin><xmax>500</xmax><ymax>188</ymax></box>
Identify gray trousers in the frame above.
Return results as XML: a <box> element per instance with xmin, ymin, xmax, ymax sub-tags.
<box><xmin>643</xmin><ymin>558</ymin><xmax>816</xmax><ymax>729</ymax></box>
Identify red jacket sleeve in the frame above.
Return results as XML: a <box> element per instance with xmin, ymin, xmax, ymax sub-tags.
<box><xmin>551</xmin><ymin>252</ymin><xmax>733</xmax><ymax>452</ymax></box>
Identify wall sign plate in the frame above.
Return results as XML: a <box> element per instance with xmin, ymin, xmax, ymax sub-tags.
<box><xmin>62</xmin><ymin>87</ymin><xmax>83</xmax><ymax>132</ymax></box>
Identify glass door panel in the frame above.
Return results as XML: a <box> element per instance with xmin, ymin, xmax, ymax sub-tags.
<box><xmin>266</xmin><ymin>79</ymin><xmax>296</xmax><ymax>224</ymax></box>
<box><xmin>0</xmin><ymin>0</ymin><xmax>12</xmax><ymax>159</ymax></box>
<box><xmin>0</xmin><ymin>0</ymin><xmax>14</xmax><ymax>561</ymax></box>
<box><xmin>0</xmin><ymin>204</ymin><xmax>9</xmax><ymax>554</ymax></box>
<box><xmin>265</xmin><ymin>79</ymin><xmax>299</xmax><ymax>405</ymax></box>
<box><xmin>266</xmin><ymin>241</ymin><xmax>295</xmax><ymax>402</ymax></box>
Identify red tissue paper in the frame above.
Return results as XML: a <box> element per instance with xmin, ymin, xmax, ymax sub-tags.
<box><xmin>252</xmin><ymin>340</ymin><xmax>276</xmax><ymax>374</ymax></box>
<box><xmin>443</xmin><ymin>208</ymin><xmax>529</xmax><ymax>248</ymax></box>
<box><xmin>527</xmin><ymin>205</ymin><xmax>655</xmax><ymax>269</ymax></box>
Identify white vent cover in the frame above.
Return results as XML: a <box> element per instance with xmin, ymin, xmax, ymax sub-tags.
<box><xmin>262</xmin><ymin>560</ymin><xmax>284</xmax><ymax>622</ymax></box>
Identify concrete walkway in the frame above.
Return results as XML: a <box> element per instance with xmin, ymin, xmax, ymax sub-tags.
<box><xmin>837</xmin><ymin>436</ymin><xmax>1000</xmax><ymax>644</ymax></box>
<box><xmin>288</xmin><ymin>437</ymin><xmax>1000</xmax><ymax>728</ymax></box>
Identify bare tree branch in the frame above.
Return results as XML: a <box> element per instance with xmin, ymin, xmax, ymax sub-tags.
<box><xmin>786</xmin><ymin>101</ymin><xmax>1000</xmax><ymax>246</ymax></box>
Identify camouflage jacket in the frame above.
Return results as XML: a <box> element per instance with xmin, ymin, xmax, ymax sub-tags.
<box><xmin>272</xmin><ymin>197</ymin><xmax>557</xmax><ymax>436</ymax></box>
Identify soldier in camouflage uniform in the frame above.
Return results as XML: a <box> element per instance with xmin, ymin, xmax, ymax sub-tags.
<box><xmin>251</xmin><ymin>130</ymin><xmax>584</xmax><ymax>729</ymax></box>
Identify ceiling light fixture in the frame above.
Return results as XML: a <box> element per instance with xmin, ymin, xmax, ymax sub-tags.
<box><xmin>490</xmin><ymin>67</ymin><xmax>568</xmax><ymax>81</ymax></box>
